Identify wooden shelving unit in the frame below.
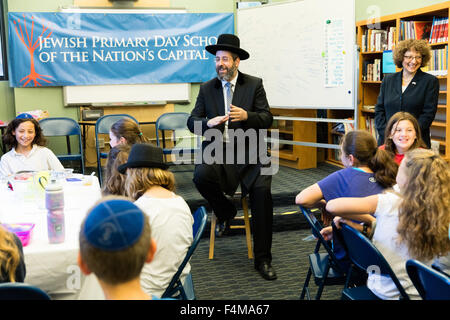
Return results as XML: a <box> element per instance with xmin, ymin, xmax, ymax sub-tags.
<box><xmin>269</xmin><ymin>108</ymin><xmax>317</xmax><ymax>170</ymax></box>
<box><xmin>356</xmin><ymin>2</ymin><xmax>450</xmax><ymax>159</ymax></box>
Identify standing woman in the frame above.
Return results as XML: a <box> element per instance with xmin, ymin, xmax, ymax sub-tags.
<box><xmin>375</xmin><ymin>39</ymin><xmax>439</xmax><ymax>148</ymax></box>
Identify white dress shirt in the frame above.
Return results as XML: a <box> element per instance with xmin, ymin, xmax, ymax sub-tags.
<box><xmin>221</xmin><ymin>76</ymin><xmax>237</xmax><ymax>143</ymax></box>
<box><xmin>0</xmin><ymin>145</ymin><xmax>64</xmax><ymax>177</ymax></box>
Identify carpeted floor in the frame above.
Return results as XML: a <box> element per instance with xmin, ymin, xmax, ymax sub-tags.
<box><xmin>170</xmin><ymin>162</ymin><xmax>343</xmax><ymax>300</ymax></box>
<box><xmin>190</xmin><ymin>228</ymin><xmax>343</xmax><ymax>300</ymax></box>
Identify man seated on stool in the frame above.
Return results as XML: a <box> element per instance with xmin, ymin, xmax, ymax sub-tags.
<box><xmin>187</xmin><ymin>34</ymin><xmax>276</xmax><ymax>280</ymax></box>
<box><xmin>78</xmin><ymin>196</ymin><xmax>157</xmax><ymax>300</ymax></box>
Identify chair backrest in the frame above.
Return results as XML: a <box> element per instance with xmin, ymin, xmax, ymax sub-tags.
<box><xmin>156</xmin><ymin>112</ymin><xmax>190</xmax><ymax>132</ymax></box>
<box><xmin>161</xmin><ymin>206</ymin><xmax>208</xmax><ymax>299</ymax></box>
<box><xmin>155</xmin><ymin>112</ymin><xmax>198</xmax><ymax>148</ymax></box>
<box><xmin>39</xmin><ymin>117</ymin><xmax>81</xmax><ymax>137</ymax></box>
<box><xmin>340</xmin><ymin>223</ymin><xmax>409</xmax><ymax>299</ymax></box>
<box><xmin>39</xmin><ymin>117</ymin><xmax>84</xmax><ymax>173</ymax></box>
<box><xmin>0</xmin><ymin>282</ymin><xmax>51</xmax><ymax>300</ymax></box>
<box><xmin>406</xmin><ymin>259</ymin><xmax>450</xmax><ymax>300</ymax></box>
<box><xmin>299</xmin><ymin>206</ymin><xmax>346</xmax><ymax>274</ymax></box>
<box><xmin>95</xmin><ymin>114</ymin><xmax>138</xmax><ymax>135</ymax></box>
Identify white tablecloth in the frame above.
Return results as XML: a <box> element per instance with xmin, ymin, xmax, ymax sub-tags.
<box><xmin>0</xmin><ymin>176</ymin><xmax>105</xmax><ymax>300</ymax></box>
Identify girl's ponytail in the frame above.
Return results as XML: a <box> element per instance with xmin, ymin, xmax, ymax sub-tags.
<box><xmin>368</xmin><ymin>148</ymin><xmax>398</xmax><ymax>188</ymax></box>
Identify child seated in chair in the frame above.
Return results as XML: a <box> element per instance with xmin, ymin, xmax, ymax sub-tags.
<box><xmin>296</xmin><ymin>130</ymin><xmax>398</xmax><ymax>267</ymax></box>
<box><xmin>109</xmin><ymin>118</ymin><xmax>146</xmax><ymax>148</ymax></box>
<box><xmin>0</xmin><ymin>114</ymin><xmax>64</xmax><ymax>177</ymax></box>
<box><xmin>78</xmin><ymin>196</ymin><xmax>157</xmax><ymax>300</ymax></box>
<box><xmin>101</xmin><ymin>144</ymin><xmax>131</xmax><ymax>196</ymax></box>
<box><xmin>119</xmin><ymin>143</ymin><xmax>193</xmax><ymax>298</ymax></box>
<box><xmin>326</xmin><ymin>149</ymin><xmax>450</xmax><ymax>299</ymax></box>
<box><xmin>379</xmin><ymin>111</ymin><xmax>426</xmax><ymax>165</ymax></box>
<box><xmin>0</xmin><ymin>224</ymin><xmax>26</xmax><ymax>283</ymax></box>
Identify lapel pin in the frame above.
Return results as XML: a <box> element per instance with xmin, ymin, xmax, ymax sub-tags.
<box><xmin>412</xmin><ymin>82</ymin><xmax>416</xmax><ymax>85</ymax></box>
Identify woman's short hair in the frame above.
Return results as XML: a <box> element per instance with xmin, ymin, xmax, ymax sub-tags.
<box><xmin>393</xmin><ymin>39</ymin><xmax>431</xmax><ymax>68</ymax></box>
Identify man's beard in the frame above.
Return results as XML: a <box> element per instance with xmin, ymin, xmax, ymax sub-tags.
<box><xmin>216</xmin><ymin>63</ymin><xmax>238</xmax><ymax>81</ymax></box>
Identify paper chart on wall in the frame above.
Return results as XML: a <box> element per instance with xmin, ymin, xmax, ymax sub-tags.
<box><xmin>324</xmin><ymin>19</ymin><xmax>345</xmax><ymax>87</ymax></box>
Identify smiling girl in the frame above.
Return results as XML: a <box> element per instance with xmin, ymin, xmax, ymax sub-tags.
<box><xmin>0</xmin><ymin>114</ymin><xmax>64</xmax><ymax>176</ymax></box>
<box><xmin>379</xmin><ymin>112</ymin><xmax>426</xmax><ymax>165</ymax></box>
<box><xmin>375</xmin><ymin>39</ymin><xmax>438</xmax><ymax>148</ymax></box>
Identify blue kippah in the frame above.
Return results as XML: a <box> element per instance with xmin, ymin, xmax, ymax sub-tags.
<box><xmin>16</xmin><ymin>113</ymin><xmax>34</xmax><ymax>119</ymax></box>
<box><xmin>83</xmin><ymin>199</ymin><xmax>145</xmax><ymax>251</ymax></box>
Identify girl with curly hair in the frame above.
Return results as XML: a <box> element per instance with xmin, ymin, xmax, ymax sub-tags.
<box><xmin>375</xmin><ymin>39</ymin><xmax>439</xmax><ymax>148</ymax></box>
<box><xmin>326</xmin><ymin>149</ymin><xmax>450</xmax><ymax>299</ymax></box>
<box><xmin>0</xmin><ymin>225</ymin><xmax>26</xmax><ymax>283</ymax></box>
<box><xmin>0</xmin><ymin>115</ymin><xmax>64</xmax><ymax>176</ymax></box>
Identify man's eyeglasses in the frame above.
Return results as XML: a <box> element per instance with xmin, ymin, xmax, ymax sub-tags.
<box><xmin>215</xmin><ymin>56</ymin><xmax>233</xmax><ymax>63</ymax></box>
<box><xmin>404</xmin><ymin>55</ymin><xmax>422</xmax><ymax>61</ymax></box>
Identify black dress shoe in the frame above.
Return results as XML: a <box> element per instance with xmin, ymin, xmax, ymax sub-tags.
<box><xmin>215</xmin><ymin>219</ymin><xmax>231</xmax><ymax>237</ymax></box>
<box><xmin>255</xmin><ymin>262</ymin><xmax>277</xmax><ymax>280</ymax></box>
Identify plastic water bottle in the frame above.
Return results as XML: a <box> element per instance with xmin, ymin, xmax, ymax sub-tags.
<box><xmin>45</xmin><ymin>179</ymin><xmax>65</xmax><ymax>244</ymax></box>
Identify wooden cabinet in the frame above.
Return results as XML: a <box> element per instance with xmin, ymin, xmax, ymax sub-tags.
<box><xmin>269</xmin><ymin>108</ymin><xmax>317</xmax><ymax>170</ymax></box>
<box><xmin>356</xmin><ymin>2</ymin><xmax>450</xmax><ymax>159</ymax></box>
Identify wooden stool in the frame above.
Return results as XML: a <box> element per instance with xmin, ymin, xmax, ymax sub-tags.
<box><xmin>209</xmin><ymin>196</ymin><xmax>253</xmax><ymax>259</ymax></box>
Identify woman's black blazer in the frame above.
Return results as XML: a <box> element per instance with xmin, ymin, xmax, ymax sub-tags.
<box><xmin>374</xmin><ymin>69</ymin><xmax>439</xmax><ymax>148</ymax></box>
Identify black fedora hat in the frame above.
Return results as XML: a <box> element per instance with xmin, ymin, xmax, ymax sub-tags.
<box><xmin>118</xmin><ymin>143</ymin><xmax>168</xmax><ymax>174</ymax></box>
<box><xmin>205</xmin><ymin>34</ymin><xmax>250</xmax><ymax>60</ymax></box>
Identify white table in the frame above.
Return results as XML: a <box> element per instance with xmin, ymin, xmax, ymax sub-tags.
<box><xmin>0</xmin><ymin>175</ymin><xmax>105</xmax><ymax>300</ymax></box>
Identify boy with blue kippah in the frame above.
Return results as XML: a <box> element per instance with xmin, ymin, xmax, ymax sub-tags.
<box><xmin>77</xmin><ymin>196</ymin><xmax>157</xmax><ymax>300</ymax></box>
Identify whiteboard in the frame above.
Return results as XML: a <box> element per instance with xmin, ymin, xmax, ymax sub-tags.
<box><xmin>63</xmin><ymin>83</ymin><xmax>190</xmax><ymax>106</ymax></box>
<box><xmin>60</xmin><ymin>6</ymin><xmax>190</xmax><ymax>106</ymax></box>
<box><xmin>237</xmin><ymin>0</ymin><xmax>356</xmax><ymax>109</ymax></box>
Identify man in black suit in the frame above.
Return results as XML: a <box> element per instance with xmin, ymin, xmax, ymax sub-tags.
<box><xmin>187</xmin><ymin>34</ymin><xmax>276</xmax><ymax>280</ymax></box>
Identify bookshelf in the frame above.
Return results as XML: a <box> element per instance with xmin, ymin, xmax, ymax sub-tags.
<box><xmin>269</xmin><ymin>108</ymin><xmax>317</xmax><ymax>170</ymax></box>
<box><xmin>356</xmin><ymin>2</ymin><xmax>450</xmax><ymax>160</ymax></box>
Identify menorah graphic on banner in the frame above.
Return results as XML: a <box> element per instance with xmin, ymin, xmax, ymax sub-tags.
<box><xmin>13</xmin><ymin>14</ymin><xmax>54</xmax><ymax>87</ymax></box>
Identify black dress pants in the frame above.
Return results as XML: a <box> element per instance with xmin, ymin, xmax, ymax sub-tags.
<box><xmin>193</xmin><ymin>163</ymin><xmax>273</xmax><ymax>265</ymax></box>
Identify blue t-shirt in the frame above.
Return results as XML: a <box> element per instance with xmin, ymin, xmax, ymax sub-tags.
<box><xmin>318</xmin><ymin>167</ymin><xmax>384</xmax><ymax>201</ymax></box>
<box><xmin>317</xmin><ymin>167</ymin><xmax>385</xmax><ymax>262</ymax></box>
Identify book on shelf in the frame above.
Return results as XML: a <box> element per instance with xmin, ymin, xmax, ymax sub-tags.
<box><xmin>429</xmin><ymin>17</ymin><xmax>448</xmax><ymax>44</ymax></box>
<box><xmin>361</xmin><ymin>27</ymin><xmax>396</xmax><ymax>52</ymax></box>
<box><xmin>362</xmin><ymin>59</ymin><xmax>381</xmax><ymax>81</ymax></box>
<box><xmin>425</xmin><ymin>45</ymin><xmax>448</xmax><ymax>76</ymax></box>
<box><xmin>364</xmin><ymin>117</ymin><xmax>379</xmax><ymax>142</ymax></box>
<box><xmin>362</xmin><ymin>105</ymin><xmax>375</xmax><ymax>111</ymax></box>
<box><xmin>399</xmin><ymin>20</ymin><xmax>433</xmax><ymax>41</ymax></box>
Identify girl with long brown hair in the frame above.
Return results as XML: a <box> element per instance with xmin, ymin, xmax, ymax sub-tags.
<box><xmin>326</xmin><ymin>149</ymin><xmax>450</xmax><ymax>299</ymax></box>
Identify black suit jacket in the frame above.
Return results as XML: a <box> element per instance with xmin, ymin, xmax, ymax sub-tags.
<box><xmin>187</xmin><ymin>71</ymin><xmax>273</xmax><ymax>192</ymax></box>
<box><xmin>374</xmin><ymin>69</ymin><xmax>439</xmax><ymax>147</ymax></box>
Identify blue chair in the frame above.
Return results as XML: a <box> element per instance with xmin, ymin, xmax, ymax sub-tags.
<box><xmin>299</xmin><ymin>206</ymin><xmax>347</xmax><ymax>300</ymax></box>
<box><xmin>95</xmin><ymin>114</ymin><xmax>138</xmax><ymax>185</ymax></box>
<box><xmin>0</xmin><ymin>282</ymin><xmax>51</xmax><ymax>300</ymax></box>
<box><xmin>339</xmin><ymin>223</ymin><xmax>409</xmax><ymax>300</ymax></box>
<box><xmin>155</xmin><ymin>112</ymin><xmax>200</xmax><ymax>166</ymax></box>
<box><xmin>406</xmin><ymin>259</ymin><xmax>450</xmax><ymax>300</ymax></box>
<box><xmin>161</xmin><ymin>206</ymin><xmax>208</xmax><ymax>300</ymax></box>
<box><xmin>39</xmin><ymin>117</ymin><xmax>84</xmax><ymax>174</ymax></box>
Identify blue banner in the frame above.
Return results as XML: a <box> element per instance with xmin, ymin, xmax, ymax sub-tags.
<box><xmin>8</xmin><ymin>12</ymin><xmax>234</xmax><ymax>87</ymax></box>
